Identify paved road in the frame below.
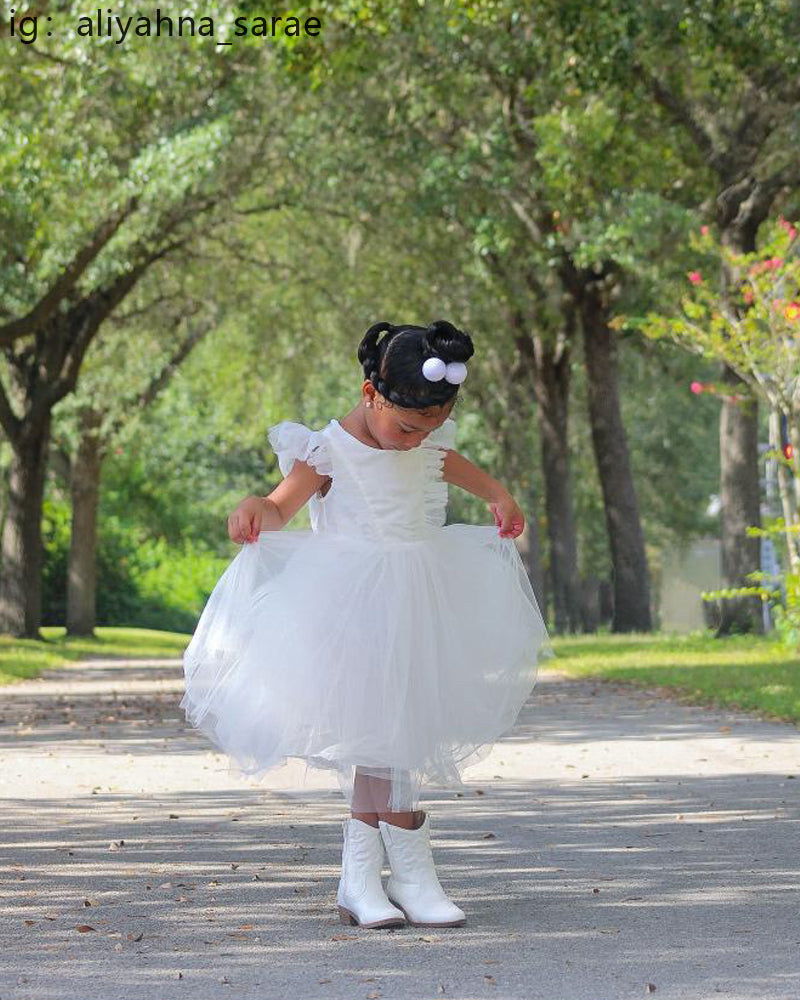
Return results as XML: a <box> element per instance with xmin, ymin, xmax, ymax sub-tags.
<box><xmin>2</xmin><ymin>656</ymin><xmax>799</xmax><ymax>1000</ymax></box>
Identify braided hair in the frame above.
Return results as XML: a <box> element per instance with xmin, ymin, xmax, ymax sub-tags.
<box><xmin>356</xmin><ymin>319</ymin><xmax>475</xmax><ymax>411</ymax></box>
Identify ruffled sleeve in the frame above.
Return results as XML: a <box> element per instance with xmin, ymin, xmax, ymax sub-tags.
<box><xmin>422</xmin><ymin>417</ymin><xmax>457</xmax><ymax>451</ymax></box>
<box><xmin>267</xmin><ymin>421</ymin><xmax>333</xmax><ymax>478</ymax></box>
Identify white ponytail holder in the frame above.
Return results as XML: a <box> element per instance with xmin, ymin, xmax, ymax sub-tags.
<box><xmin>422</xmin><ymin>356</ymin><xmax>468</xmax><ymax>384</ymax></box>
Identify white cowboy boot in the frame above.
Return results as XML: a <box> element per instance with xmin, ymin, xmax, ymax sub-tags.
<box><xmin>379</xmin><ymin>811</ymin><xmax>466</xmax><ymax>927</ymax></box>
<box><xmin>336</xmin><ymin>817</ymin><xmax>407</xmax><ymax>929</ymax></box>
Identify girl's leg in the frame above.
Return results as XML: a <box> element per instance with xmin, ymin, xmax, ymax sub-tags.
<box><xmin>349</xmin><ymin>767</ymin><xmax>381</xmax><ymax>827</ymax></box>
<box><xmin>351</xmin><ymin>766</ymin><xmax>423</xmax><ymax>829</ymax></box>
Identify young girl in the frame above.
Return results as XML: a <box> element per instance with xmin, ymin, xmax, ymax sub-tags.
<box><xmin>180</xmin><ymin>319</ymin><xmax>554</xmax><ymax>930</ymax></box>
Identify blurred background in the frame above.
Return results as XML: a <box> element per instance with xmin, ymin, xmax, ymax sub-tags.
<box><xmin>2</xmin><ymin>2</ymin><xmax>799</xmax><ymax>710</ymax></box>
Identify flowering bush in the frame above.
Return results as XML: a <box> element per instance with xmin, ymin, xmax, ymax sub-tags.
<box><xmin>639</xmin><ymin>215</ymin><xmax>800</xmax><ymax>650</ymax></box>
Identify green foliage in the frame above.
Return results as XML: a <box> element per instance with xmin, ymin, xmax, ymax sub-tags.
<box><xmin>637</xmin><ymin>217</ymin><xmax>800</xmax><ymax>398</ymax></box>
<box><xmin>14</xmin><ymin>0</ymin><xmax>798</xmax><ymax>639</ymax></box>
<box><xmin>42</xmin><ymin>496</ymin><xmax>229</xmax><ymax>632</ymax></box>
<box><xmin>701</xmin><ymin>520</ymin><xmax>800</xmax><ymax>653</ymax></box>
<box><xmin>772</xmin><ymin>566</ymin><xmax>800</xmax><ymax>650</ymax></box>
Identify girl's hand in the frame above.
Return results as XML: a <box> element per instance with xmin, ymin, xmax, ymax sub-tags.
<box><xmin>228</xmin><ymin>496</ymin><xmax>265</xmax><ymax>545</ymax></box>
<box><xmin>488</xmin><ymin>494</ymin><xmax>525</xmax><ymax>539</ymax></box>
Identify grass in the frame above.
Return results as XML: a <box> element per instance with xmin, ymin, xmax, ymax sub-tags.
<box><xmin>2</xmin><ymin>626</ymin><xmax>799</xmax><ymax>729</ymax></box>
<box><xmin>548</xmin><ymin>629</ymin><xmax>800</xmax><ymax>727</ymax></box>
<box><xmin>0</xmin><ymin>626</ymin><xmax>189</xmax><ymax>686</ymax></box>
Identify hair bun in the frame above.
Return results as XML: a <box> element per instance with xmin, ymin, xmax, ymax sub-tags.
<box><xmin>422</xmin><ymin>319</ymin><xmax>474</xmax><ymax>364</ymax></box>
<box><xmin>357</xmin><ymin>321</ymin><xmax>399</xmax><ymax>384</ymax></box>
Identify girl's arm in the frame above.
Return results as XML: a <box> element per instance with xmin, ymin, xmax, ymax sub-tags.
<box><xmin>441</xmin><ymin>449</ymin><xmax>525</xmax><ymax>539</ymax></box>
<box><xmin>229</xmin><ymin>460</ymin><xmax>329</xmax><ymax>542</ymax></box>
<box><xmin>261</xmin><ymin>459</ymin><xmax>330</xmax><ymax>528</ymax></box>
<box><xmin>442</xmin><ymin>449</ymin><xmax>510</xmax><ymax>504</ymax></box>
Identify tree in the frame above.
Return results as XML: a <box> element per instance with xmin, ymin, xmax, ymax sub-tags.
<box><xmin>570</xmin><ymin>0</ymin><xmax>800</xmax><ymax>631</ymax></box>
<box><xmin>640</xmin><ymin>217</ymin><xmax>800</xmax><ymax>573</ymax></box>
<box><xmin>0</xmin><ymin>4</ymin><xmax>305</xmax><ymax>636</ymax></box>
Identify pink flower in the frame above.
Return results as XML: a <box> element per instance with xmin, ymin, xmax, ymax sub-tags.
<box><xmin>688</xmin><ymin>270</ymin><xmax>702</xmax><ymax>284</ymax></box>
<box><xmin>700</xmin><ymin>225</ymin><xmax>709</xmax><ymax>236</ymax></box>
<box><xmin>784</xmin><ymin>302</ymin><xmax>800</xmax><ymax>321</ymax></box>
<box><xmin>690</xmin><ymin>381</ymin><xmax>704</xmax><ymax>395</ymax></box>
<box><xmin>743</xmin><ymin>288</ymin><xmax>754</xmax><ymax>304</ymax></box>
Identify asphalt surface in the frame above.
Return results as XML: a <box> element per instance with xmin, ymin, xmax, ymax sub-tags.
<box><xmin>2</xmin><ymin>655</ymin><xmax>799</xmax><ymax>1000</ymax></box>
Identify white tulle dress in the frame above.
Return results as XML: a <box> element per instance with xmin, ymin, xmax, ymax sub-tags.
<box><xmin>179</xmin><ymin>415</ymin><xmax>555</xmax><ymax>812</ymax></box>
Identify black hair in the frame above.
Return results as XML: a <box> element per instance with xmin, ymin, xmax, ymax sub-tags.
<box><xmin>356</xmin><ymin>319</ymin><xmax>475</xmax><ymax>411</ymax></box>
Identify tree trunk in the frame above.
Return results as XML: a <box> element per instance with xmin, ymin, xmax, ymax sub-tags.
<box><xmin>66</xmin><ymin>409</ymin><xmax>104</xmax><ymax>636</ymax></box>
<box><xmin>716</xmin><ymin>366</ymin><xmax>764</xmax><ymax>635</ymax></box>
<box><xmin>580</xmin><ymin>290</ymin><xmax>653</xmax><ymax>632</ymax></box>
<box><xmin>715</xmin><ymin>221</ymin><xmax>766</xmax><ymax>635</ymax></box>
<box><xmin>769</xmin><ymin>407</ymin><xmax>799</xmax><ymax>574</ymax></box>
<box><xmin>532</xmin><ymin>340</ymin><xmax>582</xmax><ymax>633</ymax></box>
<box><xmin>579</xmin><ymin>573</ymin><xmax>602</xmax><ymax>632</ymax></box>
<box><xmin>0</xmin><ymin>415</ymin><xmax>51</xmax><ymax>638</ymax></box>
<box><xmin>788</xmin><ymin>410</ymin><xmax>800</xmax><ymax>524</ymax></box>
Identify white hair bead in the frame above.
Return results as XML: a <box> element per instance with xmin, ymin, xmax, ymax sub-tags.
<box><xmin>444</xmin><ymin>361</ymin><xmax>467</xmax><ymax>384</ymax></box>
<box><xmin>422</xmin><ymin>356</ymin><xmax>468</xmax><ymax>384</ymax></box>
<box><xmin>422</xmin><ymin>356</ymin><xmax>447</xmax><ymax>381</ymax></box>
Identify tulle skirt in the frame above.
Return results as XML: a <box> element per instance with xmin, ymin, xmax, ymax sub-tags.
<box><xmin>179</xmin><ymin>525</ymin><xmax>555</xmax><ymax>812</ymax></box>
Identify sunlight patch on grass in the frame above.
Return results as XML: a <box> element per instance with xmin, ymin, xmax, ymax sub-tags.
<box><xmin>0</xmin><ymin>626</ymin><xmax>190</xmax><ymax>685</ymax></box>
<box><xmin>547</xmin><ymin>629</ymin><xmax>800</xmax><ymax>726</ymax></box>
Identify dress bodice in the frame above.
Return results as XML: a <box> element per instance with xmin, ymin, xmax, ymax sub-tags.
<box><xmin>267</xmin><ymin>416</ymin><xmax>457</xmax><ymax>543</ymax></box>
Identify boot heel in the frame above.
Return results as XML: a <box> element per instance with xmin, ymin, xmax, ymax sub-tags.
<box><xmin>338</xmin><ymin>905</ymin><xmax>358</xmax><ymax>925</ymax></box>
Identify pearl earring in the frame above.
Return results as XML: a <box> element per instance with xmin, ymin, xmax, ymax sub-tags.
<box><xmin>365</xmin><ymin>401</ymin><xmax>373</xmax><ymax>408</ymax></box>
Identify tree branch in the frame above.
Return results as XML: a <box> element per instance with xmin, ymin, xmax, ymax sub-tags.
<box><xmin>0</xmin><ymin>196</ymin><xmax>140</xmax><ymax>346</ymax></box>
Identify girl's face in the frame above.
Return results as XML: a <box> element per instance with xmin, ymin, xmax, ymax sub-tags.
<box><xmin>363</xmin><ymin>385</ymin><xmax>455</xmax><ymax>451</ymax></box>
